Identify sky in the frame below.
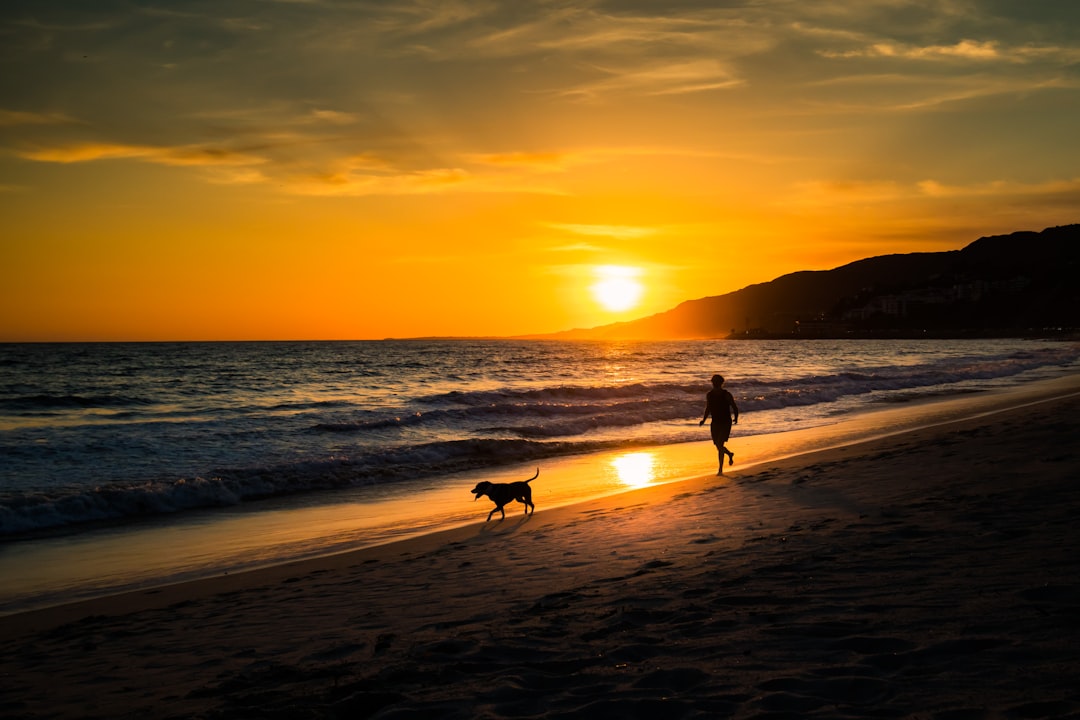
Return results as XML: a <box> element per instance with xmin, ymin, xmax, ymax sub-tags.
<box><xmin>1</xmin><ymin>0</ymin><xmax>1079</xmax><ymax>341</ymax></box>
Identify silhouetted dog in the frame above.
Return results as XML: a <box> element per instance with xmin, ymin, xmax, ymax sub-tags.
<box><xmin>471</xmin><ymin>468</ymin><xmax>539</xmax><ymax>521</ymax></box>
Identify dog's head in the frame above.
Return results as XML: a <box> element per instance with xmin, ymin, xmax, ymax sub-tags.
<box><xmin>471</xmin><ymin>481</ymin><xmax>492</xmax><ymax>500</ymax></box>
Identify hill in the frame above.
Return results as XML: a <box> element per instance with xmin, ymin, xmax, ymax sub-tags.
<box><xmin>528</xmin><ymin>224</ymin><xmax>1080</xmax><ymax>340</ymax></box>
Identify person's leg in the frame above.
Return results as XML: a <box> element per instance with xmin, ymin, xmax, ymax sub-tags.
<box><xmin>711</xmin><ymin>422</ymin><xmax>732</xmax><ymax>474</ymax></box>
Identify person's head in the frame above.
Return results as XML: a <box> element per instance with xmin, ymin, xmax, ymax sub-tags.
<box><xmin>711</xmin><ymin>374</ymin><xmax>725</xmax><ymax>387</ymax></box>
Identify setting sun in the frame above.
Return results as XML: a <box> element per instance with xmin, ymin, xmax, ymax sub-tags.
<box><xmin>1</xmin><ymin>2</ymin><xmax>1076</xmax><ymax>343</ymax></box>
<box><xmin>591</xmin><ymin>265</ymin><xmax>644</xmax><ymax>313</ymax></box>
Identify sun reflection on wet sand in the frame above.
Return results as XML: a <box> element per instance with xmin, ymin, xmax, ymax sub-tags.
<box><xmin>612</xmin><ymin>452</ymin><xmax>656</xmax><ymax>489</ymax></box>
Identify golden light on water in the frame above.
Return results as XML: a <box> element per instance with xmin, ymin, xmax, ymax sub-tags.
<box><xmin>591</xmin><ymin>265</ymin><xmax>644</xmax><ymax>312</ymax></box>
<box><xmin>612</xmin><ymin>451</ymin><xmax>656</xmax><ymax>489</ymax></box>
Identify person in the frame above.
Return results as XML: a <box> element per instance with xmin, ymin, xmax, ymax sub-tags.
<box><xmin>700</xmin><ymin>374</ymin><xmax>739</xmax><ymax>475</ymax></box>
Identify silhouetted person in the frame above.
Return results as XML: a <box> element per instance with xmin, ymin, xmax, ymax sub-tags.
<box><xmin>700</xmin><ymin>374</ymin><xmax>738</xmax><ymax>475</ymax></box>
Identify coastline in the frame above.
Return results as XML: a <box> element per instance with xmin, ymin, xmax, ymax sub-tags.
<box><xmin>3</xmin><ymin>372</ymin><xmax>1078</xmax><ymax>618</ymax></box>
<box><xmin>2</xmin><ymin>378</ymin><xmax>1079</xmax><ymax>717</ymax></box>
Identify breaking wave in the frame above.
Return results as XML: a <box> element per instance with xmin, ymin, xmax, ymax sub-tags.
<box><xmin>2</xmin><ymin>339</ymin><xmax>1076</xmax><ymax>537</ymax></box>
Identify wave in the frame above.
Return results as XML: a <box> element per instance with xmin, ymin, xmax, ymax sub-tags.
<box><xmin>313</xmin><ymin>412</ymin><xmax>425</xmax><ymax>433</ymax></box>
<box><xmin>310</xmin><ymin>345</ymin><xmax>1079</xmax><ymax>438</ymax></box>
<box><xmin>0</xmin><ymin>436</ymin><xmax>627</xmax><ymax>537</ymax></box>
<box><xmin>0</xmin><ymin>394</ymin><xmax>156</xmax><ymax>411</ymax></box>
<box><xmin>427</xmin><ymin>381</ymin><xmax>702</xmax><ymax>406</ymax></box>
<box><xmin>3</xmin><ymin>342</ymin><xmax>1075</xmax><ymax>538</ymax></box>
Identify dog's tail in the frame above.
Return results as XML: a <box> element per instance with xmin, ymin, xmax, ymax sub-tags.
<box><xmin>526</xmin><ymin>467</ymin><xmax>539</xmax><ymax>483</ymax></box>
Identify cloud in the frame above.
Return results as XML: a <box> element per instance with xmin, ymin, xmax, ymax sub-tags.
<box><xmin>9</xmin><ymin>133</ymin><xmax>578</xmax><ymax>196</ymax></box>
<box><xmin>463</xmin><ymin>7</ymin><xmax>769</xmax><ymax>58</ymax></box>
<box><xmin>204</xmin><ymin>167</ymin><xmax>271</xmax><ymax>185</ymax></box>
<box><xmin>468</xmin><ymin>151</ymin><xmax>581</xmax><ymax>172</ymax></box>
<box><xmin>282</xmin><ymin>163</ymin><xmax>566</xmax><ymax>197</ymax></box>
<box><xmin>821</xmin><ymin>39</ymin><xmax>1080</xmax><ymax>64</ymax></box>
<box><xmin>289</xmin><ymin>167</ymin><xmax>470</xmax><ymax>196</ymax></box>
<box><xmin>5</xmin><ymin>0</ymin><xmax>1076</xmax><ymax>210</ymax></box>
<box><xmin>473</xmin><ymin>144</ymin><xmax>766</xmax><ymax>172</ymax></box>
<box><xmin>546</xmin><ymin>223</ymin><xmax>658</xmax><ymax>240</ymax></box>
<box><xmin>790</xmin><ymin>179</ymin><xmax>907</xmax><ymax>205</ymax></box>
<box><xmin>16</xmin><ymin>143</ymin><xmax>267</xmax><ymax>167</ymax></box>
<box><xmin>916</xmin><ymin>177</ymin><xmax>1080</xmax><ymax>200</ymax></box>
<box><xmin>821</xmin><ymin>39</ymin><xmax>999</xmax><ymax>61</ymax></box>
<box><xmin>790</xmin><ymin>176</ymin><xmax>1080</xmax><ymax>208</ymax></box>
<box><xmin>560</xmin><ymin>59</ymin><xmax>743</xmax><ymax>101</ymax></box>
<box><xmin>799</xmin><ymin>68</ymin><xmax>1080</xmax><ymax>114</ymax></box>
<box><xmin>545</xmin><ymin>242</ymin><xmax>607</xmax><ymax>254</ymax></box>
<box><xmin>307</xmin><ymin>109</ymin><xmax>359</xmax><ymax>125</ymax></box>
<box><xmin>370</xmin><ymin>6</ymin><xmax>763</xmax><ymax>100</ymax></box>
<box><xmin>0</xmin><ymin>110</ymin><xmax>77</xmax><ymax>127</ymax></box>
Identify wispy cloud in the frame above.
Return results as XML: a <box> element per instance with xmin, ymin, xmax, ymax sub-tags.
<box><xmin>463</xmin><ymin>8</ymin><xmax>768</xmax><ymax>58</ymax></box>
<box><xmin>16</xmin><ymin>142</ymin><xmax>267</xmax><ymax>167</ymax></box>
<box><xmin>791</xmin><ymin>176</ymin><xmax>1080</xmax><ymax>206</ymax></box>
<box><xmin>472</xmin><ymin>144</ymin><xmax>771</xmax><ymax>171</ymax></box>
<box><xmin>10</xmin><ymin>134</ymin><xmax>582</xmax><ymax>195</ymax></box>
<box><xmin>546</xmin><ymin>223</ymin><xmax>658</xmax><ymax>240</ymax></box>
<box><xmin>373</xmin><ymin>6</ymin><xmax>763</xmax><ymax>99</ymax></box>
<box><xmin>544</xmin><ymin>242</ymin><xmax>607</xmax><ymax>254</ymax></box>
<box><xmin>468</xmin><ymin>151</ymin><xmax>583</xmax><ymax>172</ymax></box>
<box><xmin>560</xmin><ymin>59</ymin><xmax>743</xmax><ymax>101</ymax></box>
<box><xmin>822</xmin><ymin>39</ymin><xmax>1000</xmax><ymax>61</ymax></box>
<box><xmin>283</xmin><ymin>163</ymin><xmax>568</xmax><ymax>197</ymax></box>
<box><xmin>287</xmin><ymin>167</ymin><xmax>471</xmax><ymax>196</ymax></box>
<box><xmin>821</xmin><ymin>39</ymin><xmax>1080</xmax><ymax>64</ymax></box>
<box><xmin>306</xmin><ymin>109</ymin><xmax>359</xmax><ymax>125</ymax></box>
<box><xmin>789</xmin><ymin>179</ymin><xmax>907</xmax><ymax>205</ymax></box>
<box><xmin>916</xmin><ymin>177</ymin><xmax>1080</xmax><ymax>200</ymax></box>
<box><xmin>0</xmin><ymin>110</ymin><xmax>77</xmax><ymax>127</ymax></box>
<box><xmin>800</xmin><ymin>70</ymin><xmax>1080</xmax><ymax>114</ymax></box>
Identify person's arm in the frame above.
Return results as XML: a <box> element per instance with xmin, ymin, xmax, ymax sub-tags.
<box><xmin>730</xmin><ymin>393</ymin><xmax>739</xmax><ymax>424</ymax></box>
<box><xmin>700</xmin><ymin>398</ymin><xmax>711</xmax><ymax>426</ymax></box>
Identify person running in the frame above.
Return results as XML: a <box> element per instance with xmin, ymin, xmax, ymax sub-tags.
<box><xmin>700</xmin><ymin>374</ymin><xmax>739</xmax><ymax>475</ymax></box>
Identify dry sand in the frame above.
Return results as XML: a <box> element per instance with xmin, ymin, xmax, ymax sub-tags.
<box><xmin>2</xmin><ymin>393</ymin><xmax>1079</xmax><ymax>719</ymax></box>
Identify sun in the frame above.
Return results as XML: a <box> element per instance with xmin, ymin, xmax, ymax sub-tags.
<box><xmin>590</xmin><ymin>265</ymin><xmax>644</xmax><ymax>312</ymax></box>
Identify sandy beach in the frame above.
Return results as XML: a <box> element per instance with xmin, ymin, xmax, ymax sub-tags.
<box><xmin>3</xmin><ymin>390</ymin><xmax>1080</xmax><ymax>719</ymax></box>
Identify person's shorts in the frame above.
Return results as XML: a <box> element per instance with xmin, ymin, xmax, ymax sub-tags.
<box><xmin>710</xmin><ymin>420</ymin><xmax>732</xmax><ymax>446</ymax></box>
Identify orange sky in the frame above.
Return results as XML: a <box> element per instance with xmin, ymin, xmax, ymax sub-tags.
<box><xmin>2</xmin><ymin>1</ymin><xmax>1079</xmax><ymax>341</ymax></box>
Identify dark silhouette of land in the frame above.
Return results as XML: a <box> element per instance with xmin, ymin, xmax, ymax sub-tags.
<box><xmin>528</xmin><ymin>224</ymin><xmax>1080</xmax><ymax>340</ymax></box>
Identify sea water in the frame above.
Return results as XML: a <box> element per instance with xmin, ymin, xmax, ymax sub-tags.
<box><xmin>1</xmin><ymin>339</ymin><xmax>1078</xmax><ymax>611</ymax></box>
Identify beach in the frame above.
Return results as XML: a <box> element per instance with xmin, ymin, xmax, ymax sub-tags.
<box><xmin>3</xmin><ymin>389</ymin><xmax>1079</xmax><ymax>719</ymax></box>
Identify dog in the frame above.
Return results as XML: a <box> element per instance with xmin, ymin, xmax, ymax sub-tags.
<box><xmin>471</xmin><ymin>468</ymin><xmax>539</xmax><ymax>521</ymax></box>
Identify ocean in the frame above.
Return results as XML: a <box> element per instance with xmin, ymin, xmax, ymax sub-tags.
<box><xmin>2</xmin><ymin>338</ymin><xmax>1079</xmax><ymax>612</ymax></box>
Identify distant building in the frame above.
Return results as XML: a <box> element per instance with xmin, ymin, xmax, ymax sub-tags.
<box><xmin>843</xmin><ymin>288</ymin><xmax>951</xmax><ymax>320</ymax></box>
<box><xmin>796</xmin><ymin>319</ymin><xmax>850</xmax><ymax>336</ymax></box>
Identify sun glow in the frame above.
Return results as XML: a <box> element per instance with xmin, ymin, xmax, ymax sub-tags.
<box><xmin>591</xmin><ymin>265</ymin><xmax>644</xmax><ymax>312</ymax></box>
<box><xmin>611</xmin><ymin>452</ymin><xmax>656</xmax><ymax>489</ymax></box>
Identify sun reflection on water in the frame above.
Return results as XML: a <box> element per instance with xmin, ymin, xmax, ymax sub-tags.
<box><xmin>611</xmin><ymin>451</ymin><xmax>656</xmax><ymax>489</ymax></box>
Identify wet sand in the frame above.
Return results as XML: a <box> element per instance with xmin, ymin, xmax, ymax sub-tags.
<box><xmin>2</xmin><ymin>388</ymin><xmax>1079</xmax><ymax>719</ymax></box>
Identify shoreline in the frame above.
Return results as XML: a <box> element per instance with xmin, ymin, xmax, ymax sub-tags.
<box><xmin>2</xmin><ymin>381</ymin><xmax>1080</xmax><ymax>717</ymax></box>
<box><xmin>1</xmin><ymin>371</ymin><xmax>1076</xmax><ymax>621</ymax></box>
<box><xmin>2</xmin><ymin>373</ymin><xmax>1079</xmax><ymax>621</ymax></box>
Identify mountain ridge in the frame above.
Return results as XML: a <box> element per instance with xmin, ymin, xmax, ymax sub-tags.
<box><xmin>522</xmin><ymin>224</ymin><xmax>1080</xmax><ymax>340</ymax></box>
